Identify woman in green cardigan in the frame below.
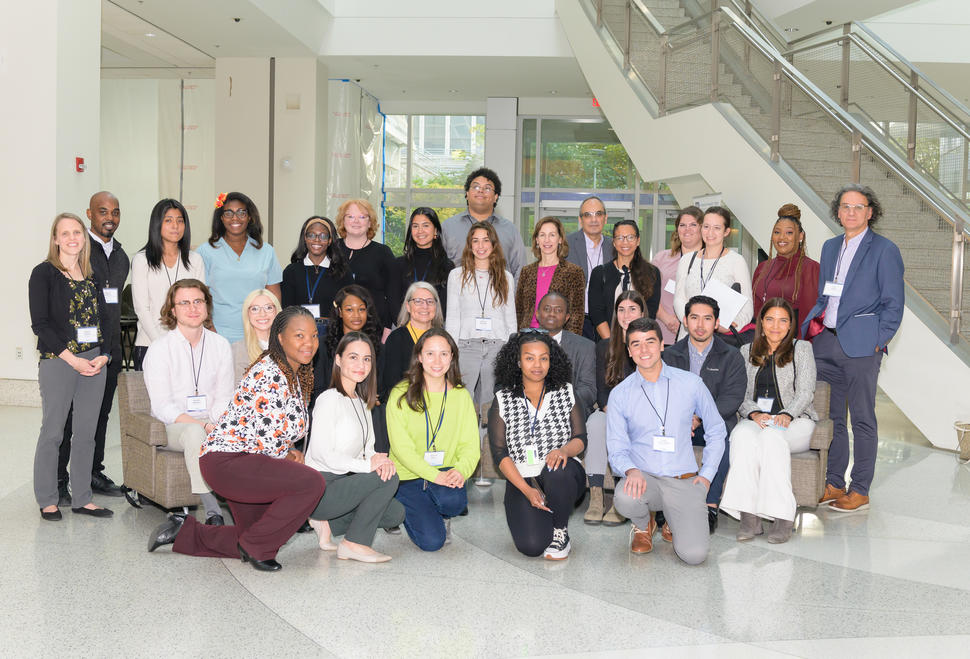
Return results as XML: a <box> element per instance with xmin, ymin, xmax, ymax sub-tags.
<box><xmin>386</xmin><ymin>328</ymin><xmax>480</xmax><ymax>551</ymax></box>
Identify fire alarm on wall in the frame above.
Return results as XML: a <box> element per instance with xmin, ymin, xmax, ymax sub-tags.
<box><xmin>75</xmin><ymin>157</ymin><xmax>85</xmax><ymax>172</ymax></box>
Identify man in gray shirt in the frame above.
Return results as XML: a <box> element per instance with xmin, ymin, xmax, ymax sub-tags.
<box><xmin>441</xmin><ymin>167</ymin><xmax>526</xmax><ymax>279</ymax></box>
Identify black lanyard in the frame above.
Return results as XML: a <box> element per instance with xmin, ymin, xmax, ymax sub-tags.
<box><xmin>305</xmin><ymin>265</ymin><xmax>327</xmax><ymax>303</ymax></box>
<box><xmin>164</xmin><ymin>258</ymin><xmax>181</xmax><ymax>288</ymax></box>
<box><xmin>189</xmin><ymin>332</ymin><xmax>206</xmax><ymax>396</ymax></box>
<box><xmin>473</xmin><ymin>271</ymin><xmax>491</xmax><ymax>317</ymax></box>
<box><xmin>833</xmin><ymin>240</ymin><xmax>850</xmax><ymax>283</ymax></box>
<box><xmin>699</xmin><ymin>247</ymin><xmax>725</xmax><ymax>286</ymax></box>
<box><xmin>639</xmin><ymin>379</ymin><xmax>670</xmax><ymax>435</ymax></box>
<box><xmin>523</xmin><ymin>383</ymin><xmax>546</xmax><ymax>438</ymax></box>
<box><xmin>349</xmin><ymin>395</ymin><xmax>369</xmax><ymax>454</ymax></box>
<box><xmin>424</xmin><ymin>386</ymin><xmax>448</xmax><ymax>451</ymax></box>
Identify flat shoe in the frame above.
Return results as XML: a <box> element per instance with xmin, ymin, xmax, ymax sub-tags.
<box><xmin>72</xmin><ymin>506</ymin><xmax>114</xmax><ymax>518</ymax></box>
<box><xmin>40</xmin><ymin>508</ymin><xmax>62</xmax><ymax>522</ymax></box>
<box><xmin>308</xmin><ymin>519</ymin><xmax>338</xmax><ymax>551</ymax></box>
<box><xmin>337</xmin><ymin>542</ymin><xmax>391</xmax><ymax>563</ymax></box>
<box><xmin>238</xmin><ymin>543</ymin><xmax>282</xmax><ymax>571</ymax></box>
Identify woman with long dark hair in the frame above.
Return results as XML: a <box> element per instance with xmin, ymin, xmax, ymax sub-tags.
<box><xmin>720</xmin><ymin>298</ymin><xmax>818</xmax><ymax>544</ymax></box>
<box><xmin>489</xmin><ymin>332</ymin><xmax>586</xmax><ymax>559</ymax></box>
<box><xmin>652</xmin><ymin>206</ymin><xmax>703</xmax><ymax>344</ymax></box>
<box><xmin>131</xmin><ymin>198</ymin><xmax>206</xmax><ymax>368</ymax></box>
<box><xmin>280</xmin><ymin>216</ymin><xmax>351</xmax><ymax>320</ymax></box>
<box><xmin>313</xmin><ymin>284</ymin><xmax>383</xmax><ymax>404</ymax></box>
<box><xmin>386</xmin><ymin>329</ymin><xmax>480</xmax><ymax>551</ymax></box>
<box><xmin>392</xmin><ymin>207</ymin><xmax>454</xmax><ymax>317</ymax></box>
<box><xmin>588</xmin><ymin>220</ymin><xmax>661</xmax><ymax>339</ymax></box>
<box><xmin>195</xmin><ymin>192</ymin><xmax>283</xmax><ymax>342</ymax></box>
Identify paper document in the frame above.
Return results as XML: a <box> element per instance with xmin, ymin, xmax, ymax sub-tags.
<box><xmin>701</xmin><ymin>278</ymin><xmax>747</xmax><ymax>326</ymax></box>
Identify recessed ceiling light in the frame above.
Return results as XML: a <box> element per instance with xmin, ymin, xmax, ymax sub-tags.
<box><xmin>548</xmin><ymin>90</ymin><xmax>559</xmax><ymax>95</ymax></box>
<box><xmin>784</xmin><ymin>26</ymin><xmax>799</xmax><ymax>32</ymax></box>
<box><xmin>144</xmin><ymin>32</ymin><xmax>156</xmax><ymax>37</ymax></box>
<box><xmin>449</xmin><ymin>89</ymin><xmax>459</xmax><ymax>94</ymax></box>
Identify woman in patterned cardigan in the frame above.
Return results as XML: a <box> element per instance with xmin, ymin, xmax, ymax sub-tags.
<box><xmin>515</xmin><ymin>216</ymin><xmax>585</xmax><ymax>334</ymax></box>
<box><xmin>488</xmin><ymin>331</ymin><xmax>587</xmax><ymax>560</ymax></box>
<box><xmin>147</xmin><ymin>306</ymin><xmax>326</xmax><ymax>572</ymax></box>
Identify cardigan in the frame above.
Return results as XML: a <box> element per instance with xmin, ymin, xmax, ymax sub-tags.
<box><xmin>673</xmin><ymin>248</ymin><xmax>753</xmax><ymax>330</ymax></box>
<box><xmin>337</xmin><ymin>239</ymin><xmax>399</xmax><ymax>329</ymax></box>
<box><xmin>514</xmin><ymin>260</ymin><xmax>585</xmax><ymax>335</ymax></box>
<box><xmin>28</xmin><ymin>261</ymin><xmax>115</xmax><ymax>360</ymax></box>
<box><xmin>738</xmin><ymin>341</ymin><xmax>819</xmax><ymax>421</ymax></box>
<box><xmin>378</xmin><ymin>326</ymin><xmax>415</xmax><ymax>403</ymax></box>
<box><xmin>130</xmin><ymin>249</ymin><xmax>206</xmax><ymax>347</ymax></box>
<box><xmin>444</xmin><ymin>267</ymin><xmax>517</xmax><ymax>340</ymax></box>
<box><xmin>305</xmin><ymin>388</ymin><xmax>376</xmax><ymax>475</ymax></box>
<box><xmin>751</xmin><ymin>254</ymin><xmax>820</xmax><ymax>338</ymax></box>
<box><xmin>587</xmin><ymin>260</ymin><xmax>662</xmax><ymax>328</ymax></box>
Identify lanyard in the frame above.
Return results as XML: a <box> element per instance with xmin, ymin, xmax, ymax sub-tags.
<box><xmin>406</xmin><ymin>323</ymin><xmax>424</xmax><ymax>344</ymax></box>
<box><xmin>164</xmin><ymin>258</ymin><xmax>181</xmax><ymax>288</ymax></box>
<box><xmin>424</xmin><ymin>386</ymin><xmax>448</xmax><ymax>451</ymax></box>
<box><xmin>834</xmin><ymin>240</ymin><xmax>850</xmax><ymax>283</ymax></box>
<box><xmin>348</xmin><ymin>395</ymin><xmax>370</xmax><ymax>454</ymax></box>
<box><xmin>586</xmin><ymin>243</ymin><xmax>603</xmax><ymax>277</ymax></box>
<box><xmin>523</xmin><ymin>383</ymin><xmax>546</xmax><ymax>438</ymax></box>
<box><xmin>414</xmin><ymin>259</ymin><xmax>431</xmax><ymax>283</ymax></box>
<box><xmin>699</xmin><ymin>247</ymin><xmax>725</xmax><ymax>286</ymax></box>
<box><xmin>473</xmin><ymin>271</ymin><xmax>491</xmax><ymax>317</ymax></box>
<box><xmin>639</xmin><ymin>379</ymin><xmax>670</xmax><ymax>435</ymax></box>
<box><xmin>760</xmin><ymin>257</ymin><xmax>783</xmax><ymax>302</ymax></box>
<box><xmin>305</xmin><ymin>265</ymin><xmax>327</xmax><ymax>303</ymax></box>
<box><xmin>189</xmin><ymin>331</ymin><xmax>206</xmax><ymax>396</ymax></box>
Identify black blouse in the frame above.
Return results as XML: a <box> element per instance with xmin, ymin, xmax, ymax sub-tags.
<box><xmin>753</xmin><ymin>355</ymin><xmax>783</xmax><ymax>415</ymax></box>
<box><xmin>392</xmin><ymin>247</ymin><xmax>453</xmax><ymax>320</ymax></box>
<box><xmin>28</xmin><ymin>261</ymin><xmax>115</xmax><ymax>359</ymax></box>
<box><xmin>338</xmin><ymin>240</ymin><xmax>400</xmax><ymax>330</ymax></box>
<box><xmin>280</xmin><ymin>260</ymin><xmax>353</xmax><ymax>312</ymax></box>
<box><xmin>588</xmin><ymin>261</ymin><xmax>662</xmax><ymax>328</ymax></box>
<box><xmin>378</xmin><ymin>326</ymin><xmax>415</xmax><ymax>403</ymax></box>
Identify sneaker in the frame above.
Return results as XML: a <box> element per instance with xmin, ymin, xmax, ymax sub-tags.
<box><xmin>543</xmin><ymin>527</ymin><xmax>571</xmax><ymax>560</ymax></box>
<box><xmin>829</xmin><ymin>491</ymin><xmax>869</xmax><ymax>512</ymax></box>
<box><xmin>384</xmin><ymin>525</ymin><xmax>402</xmax><ymax>535</ymax></box>
<box><xmin>444</xmin><ymin>518</ymin><xmax>452</xmax><ymax>545</ymax></box>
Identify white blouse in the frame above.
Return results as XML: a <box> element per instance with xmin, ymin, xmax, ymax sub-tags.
<box><xmin>131</xmin><ymin>250</ymin><xmax>207</xmax><ymax>347</ymax></box>
<box><xmin>673</xmin><ymin>248</ymin><xmax>753</xmax><ymax>330</ymax></box>
<box><xmin>305</xmin><ymin>388</ymin><xmax>376</xmax><ymax>475</ymax></box>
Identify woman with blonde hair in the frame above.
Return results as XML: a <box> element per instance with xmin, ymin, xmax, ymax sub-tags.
<box><xmin>231</xmin><ymin>288</ymin><xmax>282</xmax><ymax>383</ymax></box>
<box><xmin>515</xmin><ymin>216</ymin><xmax>585</xmax><ymax>334</ymax></box>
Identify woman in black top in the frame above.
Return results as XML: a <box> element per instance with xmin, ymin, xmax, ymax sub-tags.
<box><xmin>313</xmin><ymin>285</ymin><xmax>383</xmax><ymax>404</ymax></box>
<box><xmin>587</xmin><ymin>220</ymin><xmax>661</xmax><ymax>338</ymax></box>
<box><xmin>335</xmin><ymin>199</ymin><xmax>399</xmax><ymax>333</ymax></box>
<box><xmin>378</xmin><ymin>281</ymin><xmax>444</xmax><ymax>403</ymax></box>
<box><xmin>391</xmin><ymin>208</ymin><xmax>454</xmax><ymax>319</ymax></box>
<box><xmin>29</xmin><ymin>213</ymin><xmax>116</xmax><ymax>521</ymax></box>
<box><xmin>489</xmin><ymin>332</ymin><xmax>586</xmax><ymax>560</ymax></box>
<box><xmin>280</xmin><ymin>216</ymin><xmax>351</xmax><ymax>323</ymax></box>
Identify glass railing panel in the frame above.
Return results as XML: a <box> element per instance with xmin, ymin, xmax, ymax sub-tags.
<box><xmin>664</xmin><ymin>33</ymin><xmax>712</xmax><ymax>111</ymax></box>
<box><xmin>915</xmin><ymin>100</ymin><xmax>969</xmax><ymax>204</ymax></box>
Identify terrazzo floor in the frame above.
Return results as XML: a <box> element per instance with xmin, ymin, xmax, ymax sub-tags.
<box><xmin>1</xmin><ymin>391</ymin><xmax>968</xmax><ymax>658</ymax></box>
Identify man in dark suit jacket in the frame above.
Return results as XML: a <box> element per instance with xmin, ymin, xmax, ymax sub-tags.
<box><xmin>536</xmin><ymin>292</ymin><xmax>596</xmax><ymax>419</ymax></box>
<box><xmin>802</xmin><ymin>184</ymin><xmax>904</xmax><ymax>513</ymax></box>
<box><xmin>662</xmin><ymin>295</ymin><xmax>745</xmax><ymax>533</ymax></box>
<box><xmin>566</xmin><ymin>196</ymin><xmax>616</xmax><ymax>340</ymax></box>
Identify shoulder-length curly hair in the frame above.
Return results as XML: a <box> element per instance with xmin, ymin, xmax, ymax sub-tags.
<box><xmin>261</xmin><ymin>305</ymin><xmax>315</xmax><ymax>408</ymax></box>
<box><xmin>494</xmin><ymin>331</ymin><xmax>572</xmax><ymax>397</ymax></box>
<box><xmin>398</xmin><ymin>328</ymin><xmax>464</xmax><ymax>412</ymax></box>
<box><xmin>460</xmin><ymin>221</ymin><xmax>510</xmax><ymax>306</ymax></box>
<box><xmin>324</xmin><ymin>284</ymin><xmax>382</xmax><ymax>360</ymax></box>
<box><xmin>830</xmin><ymin>183</ymin><xmax>882</xmax><ymax>226</ymax></box>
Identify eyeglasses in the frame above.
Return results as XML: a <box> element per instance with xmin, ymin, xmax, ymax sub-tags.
<box><xmin>839</xmin><ymin>203</ymin><xmax>869</xmax><ymax>213</ymax></box>
<box><xmin>519</xmin><ymin>327</ymin><xmax>549</xmax><ymax>334</ymax></box>
<box><xmin>175</xmin><ymin>299</ymin><xmax>206</xmax><ymax>307</ymax></box>
<box><xmin>409</xmin><ymin>298</ymin><xmax>437</xmax><ymax>307</ymax></box>
<box><xmin>470</xmin><ymin>184</ymin><xmax>495</xmax><ymax>193</ymax></box>
<box><xmin>249</xmin><ymin>304</ymin><xmax>276</xmax><ymax>314</ymax></box>
<box><xmin>580</xmin><ymin>210</ymin><xmax>606</xmax><ymax>219</ymax></box>
<box><xmin>613</xmin><ymin>235</ymin><xmax>639</xmax><ymax>243</ymax></box>
<box><xmin>221</xmin><ymin>209</ymin><xmax>249</xmax><ymax>220</ymax></box>
<box><xmin>305</xmin><ymin>232</ymin><xmax>331</xmax><ymax>242</ymax></box>
<box><xmin>344</xmin><ymin>215</ymin><xmax>369</xmax><ymax>222</ymax></box>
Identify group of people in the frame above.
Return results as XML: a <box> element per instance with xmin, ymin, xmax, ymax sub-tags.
<box><xmin>29</xmin><ymin>166</ymin><xmax>904</xmax><ymax>569</ymax></box>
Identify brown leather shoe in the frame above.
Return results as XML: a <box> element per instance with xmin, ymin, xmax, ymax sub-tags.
<box><xmin>819</xmin><ymin>483</ymin><xmax>846</xmax><ymax>505</ymax></box>
<box><xmin>630</xmin><ymin>519</ymin><xmax>657</xmax><ymax>554</ymax></box>
<box><xmin>829</xmin><ymin>491</ymin><xmax>869</xmax><ymax>512</ymax></box>
<box><xmin>660</xmin><ymin>522</ymin><xmax>672</xmax><ymax>543</ymax></box>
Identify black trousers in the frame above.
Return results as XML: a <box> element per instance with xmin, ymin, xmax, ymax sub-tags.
<box><xmin>503</xmin><ymin>459</ymin><xmax>586</xmax><ymax>557</ymax></box>
<box><xmin>58</xmin><ymin>354</ymin><xmax>121</xmax><ymax>482</ymax></box>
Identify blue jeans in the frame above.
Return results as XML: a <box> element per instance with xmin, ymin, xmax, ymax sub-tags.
<box><xmin>395</xmin><ymin>477</ymin><xmax>468</xmax><ymax>551</ymax></box>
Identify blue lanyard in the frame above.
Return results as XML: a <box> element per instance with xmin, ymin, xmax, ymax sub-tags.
<box><xmin>414</xmin><ymin>261</ymin><xmax>431</xmax><ymax>283</ymax></box>
<box><xmin>424</xmin><ymin>386</ymin><xmax>447</xmax><ymax>451</ymax></box>
<box><xmin>523</xmin><ymin>383</ymin><xmax>546</xmax><ymax>438</ymax></box>
<box><xmin>305</xmin><ymin>265</ymin><xmax>326</xmax><ymax>303</ymax></box>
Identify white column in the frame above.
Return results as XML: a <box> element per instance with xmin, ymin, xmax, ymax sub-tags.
<box><xmin>485</xmin><ymin>97</ymin><xmax>519</xmax><ymax>224</ymax></box>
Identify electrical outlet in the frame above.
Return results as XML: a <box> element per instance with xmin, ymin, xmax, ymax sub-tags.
<box><xmin>15</xmin><ymin>347</ymin><xmax>23</xmax><ymax>360</ymax></box>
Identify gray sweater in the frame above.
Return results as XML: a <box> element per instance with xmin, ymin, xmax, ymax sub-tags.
<box><xmin>738</xmin><ymin>340</ymin><xmax>818</xmax><ymax>421</ymax></box>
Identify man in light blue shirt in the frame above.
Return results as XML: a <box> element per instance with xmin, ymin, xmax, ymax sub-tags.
<box><xmin>606</xmin><ymin>317</ymin><xmax>726</xmax><ymax>564</ymax></box>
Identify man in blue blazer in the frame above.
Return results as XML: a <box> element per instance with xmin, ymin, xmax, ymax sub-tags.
<box><xmin>566</xmin><ymin>196</ymin><xmax>615</xmax><ymax>340</ymax></box>
<box><xmin>801</xmin><ymin>184</ymin><xmax>904</xmax><ymax>512</ymax></box>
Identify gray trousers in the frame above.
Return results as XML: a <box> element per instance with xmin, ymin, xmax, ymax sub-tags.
<box><xmin>35</xmin><ymin>350</ymin><xmax>106</xmax><ymax>508</ymax></box>
<box><xmin>310</xmin><ymin>471</ymin><xmax>405</xmax><ymax>546</ymax></box>
<box><xmin>457</xmin><ymin>338</ymin><xmax>503</xmax><ymax>408</ymax></box>
<box><xmin>614</xmin><ymin>474</ymin><xmax>710</xmax><ymax>565</ymax></box>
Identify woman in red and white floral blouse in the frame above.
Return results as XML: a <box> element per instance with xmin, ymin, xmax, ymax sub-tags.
<box><xmin>147</xmin><ymin>306</ymin><xmax>326</xmax><ymax>572</ymax></box>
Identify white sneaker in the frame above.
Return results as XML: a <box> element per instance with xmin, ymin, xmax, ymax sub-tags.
<box><xmin>543</xmin><ymin>527</ymin><xmax>571</xmax><ymax>560</ymax></box>
<box><xmin>444</xmin><ymin>518</ymin><xmax>452</xmax><ymax>545</ymax></box>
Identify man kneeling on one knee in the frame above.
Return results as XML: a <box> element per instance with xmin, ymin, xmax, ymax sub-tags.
<box><xmin>606</xmin><ymin>318</ymin><xmax>725</xmax><ymax>565</ymax></box>
<box><xmin>143</xmin><ymin>279</ymin><xmax>234</xmax><ymax>524</ymax></box>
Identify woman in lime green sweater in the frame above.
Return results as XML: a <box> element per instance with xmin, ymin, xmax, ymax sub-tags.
<box><xmin>386</xmin><ymin>328</ymin><xmax>480</xmax><ymax>551</ymax></box>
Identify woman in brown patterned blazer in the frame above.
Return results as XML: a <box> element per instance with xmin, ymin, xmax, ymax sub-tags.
<box><xmin>515</xmin><ymin>217</ymin><xmax>585</xmax><ymax>335</ymax></box>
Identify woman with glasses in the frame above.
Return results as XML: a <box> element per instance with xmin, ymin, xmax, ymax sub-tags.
<box><xmin>131</xmin><ymin>198</ymin><xmax>206</xmax><ymax>369</ymax></box>
<box><xmin>379</xmin><ymin>281</ymin><xmax>444</xmax><ymax>404</ymax></box>
<box><xmin>231</xmin><ymin>289</ymin><xmax>282</xmax><ymax>384</ymax></box>
<box><xmin>514</xmin><ymin>216</ymin><xmax>585</xmax><ymax>335</ymax></box>
<box><xmin>195</xmin><ymin>192</ymin><xmax>283</xmax><ymax>343</ymax></box>
<box><xmin>392</xmin><ymin>208</ymin><xmax>454</xmax><ymax>320</ymax></box>
<box><xmin>335</xmin><ymin>199</ymin><xmax>399</xmax><ymax>336</ymax></box>
<box><xmin>280</xmin><ymin>216</ymin><xmax>351</xmax><ymax>325</ymax></box>
<box><xmin>588</xmin><ymin>220</ymin><xmax>661</xmax><ymax>339</ymax></box>
<box><xmin>651</xmin><ymin>206</ymin><xmax>703</xmax><ymax>345</ymax></box>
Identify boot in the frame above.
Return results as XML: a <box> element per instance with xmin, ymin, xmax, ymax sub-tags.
<box><xmin>736</xmin><ymin>512</ymin><xmax>763</xmax><ymax>541</ymax></box>
<box><xmin>767</xmin><ymin>518</ymin><xmax>793</xmax><ymax>544</ymax></box>
<box><xmin>583</xmin><ymin>487</ymin><xmax>604</xmax><ymax>525</ymax></box>
<box><xmin>601</xmin><ymin>504</ymin><xmax>626</xmax><ymax>526</ymax></box>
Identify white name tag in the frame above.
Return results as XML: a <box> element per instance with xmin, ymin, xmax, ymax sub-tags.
<box><xmin>103</xmin><ymin>287</ymin><xmax>119</xmax><ymax>304</ymax></box>
<box><xmin>186</xmin><ymin>394</ymin><xmax>208</xmax><ymax>413</ymax></box>
<box><xmin>823</xmin><ymin>281</ymin><xmax>844</xmax><ymax>297</ymax></box>
<box><xmin>756</xmin><ymin>397</ymin><xmax>775</xmax><ymax>413</ymax></box>
<box><xmin>664</xmin><ymin>279</ymin><xmax>677</xmax><ymax>295</ymax></box>
<box><xmin>77</xmin><ymin>326</ymin><xmax>98</xmax><ymax>343</ymax></box>
<box><xmin>424</xmin><ymin>451</ymin><xmax>445</xmax><ymax>466</ymax></box>
<box><xmin>524</xmin><ymin>444</ymin><xmax>539</xmax><ymax>466</ymax></box>
<box><xmin>474</xmin><ymin>317</ymin><xmax>493</xmax><ymax>332</ymax></box>
<box><xmin>302</xmin><ymin>303</ymin><xmax>321</xmax><ymax>319</ymax></box>
<box><xmin>653</xmin><ymin>435</ymin><xmax>676</xmax><ymax>452</ymax></box>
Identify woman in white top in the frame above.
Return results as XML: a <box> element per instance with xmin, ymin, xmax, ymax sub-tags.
<box><xmin>231</xmin><ymin>289</ymin><xmax>281</xmax><ymax>384</ymax></box>
<box><xmin>306</xmin><ymin>332</ymin><xmax>405</xmax><ymax>563</ymax></box>
<box><xmin>673</xmin><ymin>206</ymin><xmax>753</xmax><ymax>342</ymax></box>
<box><xmin>445</xmin><ymin>221</ymin><xmax>516</xmax><ymax>411</ymax></box>
<box><xmin>130</xmin><ymin>198</ymin><xmax>206</xmax><ymax>369</ymax></box>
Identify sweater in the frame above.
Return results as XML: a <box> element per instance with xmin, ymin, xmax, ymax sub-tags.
<box><xmin>514</xmin><ymin>260</ymin><xmax>586</xmax><ymax>334</ymax></box>
<box><xmin>445</xmin><ymin>267</ymin><xmax>517</xmax><ymax>340</ymax></box>
<box><xmin>305</xmin><ymin>388</ymin><xmax>376</xmax><ymax>474</ymax></box>
<box><xmin>378</xmin><ymin>326</ymin><xmax>415</xmax><ymax>403</ymax></box>
<box><xmin>280</xmin><ymin>259</ymin><xmax>353</xmax><ymax>313</ymax></box>
<box><xmin>337</xmin><ymin>239</ymin><xmax>399</xmax><ymax>329</ymax></box>
<box><xmin>391</xmin><ymin>248</ymin><xmax>454</xmax><ymax>320</ymax></box>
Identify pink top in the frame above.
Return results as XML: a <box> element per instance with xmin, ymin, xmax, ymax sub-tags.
<box><xmin>651</xmin><ymin>249</ymin><xmax>682</xmax><ymax>344</ymax></box>
<box><xmin>530</xmin><ymin>264</ymin><xmax>558</xmax><ymax>327</ymax></box>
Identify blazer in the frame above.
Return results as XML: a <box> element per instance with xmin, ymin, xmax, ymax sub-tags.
<box><xmin>801</xmin><ymin>229</ymin><xmax>904</xmax><ymax>357</ymax></box>
<box><xmin>662</xmin><ymin>334</ymin><xmax>746</xmax><ymax>435</ymax></box>
<box><xmin>559</xmin><ymin>330</ymin><xmax>596</xmax><ymax>418</ymax></box>
<box><xmin>515</xmin><ymin>260</ymin><xmax>585</xmax><ymax>334</ymax></box>
<box><xmin>738</xmin><ymin>341</ymin><xmax>819</xmax><ymax>422</ymax></box>
<box><xmin>566</xmin><ymin>230</ymin><xmax>615</xmax><ymax>283</ymax></box>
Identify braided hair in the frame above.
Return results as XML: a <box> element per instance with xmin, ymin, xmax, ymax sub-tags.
<box><xmin>324</xmin><ymin>285</ymin><xmax>382</xmax><ymax>361</ymax></box>
<box><xmin>260</xmin><ymin>305</ymin><xmax>315</xmax><ymax>407</ymax></box>
<box><xmin>753</xmin><ymin>203</ymin><xmax>809</xmax><ymax>302</ymax></box>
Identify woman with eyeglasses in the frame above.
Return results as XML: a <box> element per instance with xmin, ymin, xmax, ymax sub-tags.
<box><xmin>514</xmin><ymin>216</ymin><xmax>585</xmax><ymax>335</ymax></box>
<box><xmin>651</xmin><ymin>206</ymin><xmax>703</xmax><ymax>345</ymax></box>
<box><xmin>131</xmin><ymin>198</ymin><xmax>206</xmax><ymax>369</ymax></box>
<box><xmin>195</xmin><ymin>192</ymin><xmax>283</xmax><ymax>343</ymax></box>
<box><xmin>391</xmin><ymin>208</ymin><xmax>454</xmax><ymax>320</ymax></box>
<box><xmin>313</xmin><ymin>285</ymin><xmax>383</xmax><ymax>406</ymax></box>
<box><xmin>280</xmin><ymin>216</ymin><xmax>351</xmax><ymax>325</ymax></box>
<box><xmin>379</xmin><ymin>281</ymin><xmax>444</xmax><ymax>404</ymax></box>
<box><xmin>231</xmin><ymin>288</ymin><xmax>282</xmax><ymax>384</ymax></box>
<box><xmin>587</xmin><ymin>220</ymin><xmax>661</xmax><ymax>340</ymax></box>
<box><xmin>335</xmin><ymin>199</ymin><xmax>399</xmax><ymax>336</ymax></box>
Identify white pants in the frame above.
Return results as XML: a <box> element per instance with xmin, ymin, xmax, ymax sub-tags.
<box><xmin>719</xmin><ymin>418</ymin><xmax>815</xmax><ymax>522</ymax></box>
<box><xmin>163</xmin><ymin>422</ymin><xmax>212</xmax><ymax>495</ymax></box>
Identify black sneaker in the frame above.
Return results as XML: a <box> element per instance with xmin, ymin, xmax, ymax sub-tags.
<box><xmin>708</xmin><ymin>507</ymin><xmax>719</xmax><ymax>534</ymax></box>
<box><xmin>58</xmin><ymin>482</ymin><xmax>72</xmax><ymax>507</ymax></box>
<box><xmin>543</xmin><ymin>527</ymin><xmax>571</xmax><ymax>560</ymax></box>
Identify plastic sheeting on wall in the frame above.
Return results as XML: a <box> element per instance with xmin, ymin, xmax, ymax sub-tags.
<box><xmin>327</xmin><ymin>80</ymin><xmax>384</xmax><ymax>239</ymax></box>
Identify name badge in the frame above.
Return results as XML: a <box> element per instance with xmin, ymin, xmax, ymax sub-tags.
<box><xmin>77</xmin><ymin>326</ymin><xmax>98</xmax><ymax>343</ymax></box>
<box><xmin>823</xmin><ymin>281</ymin><xmax>844</xmax><ymax>297</ymax></box>
<box><xmin>664</xmin><ymin>279</ymin><xmax>677</xmax><ymax>295</ymax></box>
<box><xmin>523</xmin><ymin>444</ymin><xmax>539</xmax><ymax>466</ymax></box>
<box><xmin>756</xmin><ymin>397</ymin><xmax>775</xmax><ymax>413</ymax></box>
<box><xmin>474</xmin><ymin>317</ymin><xmax>493</xmax><ymax>332</ymax></box>
<box><xmin>302</xmin><ymin>303</ymin><xmax>321</xmax><ymax>319</ymax></box>
<box><xmin>653</xmin><ymin>435</ymin><xmax>676</xmax><ymax>452</ymax></box>
<box><xmin>424</xmin><ymin>451</ymin><xmax>445</xmax><ymax>466</ymax></box>
<box><xmin>103</xmin><ymin>287</ymin><xmax>119</xmax><ymax>304</ymax></box>
<box><xmin>186</xmin><ymin>394</ymin><xmax>208</xmax><ymax>413</ymax></box>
